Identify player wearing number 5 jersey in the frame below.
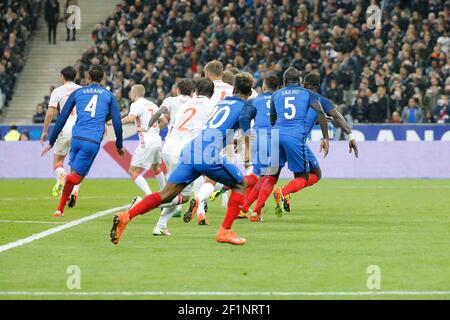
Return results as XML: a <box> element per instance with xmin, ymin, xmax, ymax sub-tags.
<box><xmin>110</xmin><ymin>73</ymin><xmax>256</xmax><ymax>246</ymax></box>
<box><xmin>42</xmin><ymin>66</ymin><xmax>124</xmax><ymax>217</ymax></box>
<box><xmin>269</xmin><ymin>67</ymin><xmax>329</xmax><ymax>217</ymax></box>
<box><xmin>119</xmin><ymin>85</ymin><xmax>167</xmax><ymax>196</ymax></box>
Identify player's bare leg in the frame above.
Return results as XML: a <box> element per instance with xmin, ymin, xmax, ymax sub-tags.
<box><xmin>110</xmin><ymin>182</ymin><xmax>187</xmax><ymax>245</ymax></box>
<box><xmin>54</xmin><ymin>170</ymin><xmax>84</xmax><ymax>217</ymax></box>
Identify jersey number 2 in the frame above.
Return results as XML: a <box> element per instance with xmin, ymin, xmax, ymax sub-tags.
<box><xmin>177</xmin><ymin>107</ymin><xmax>197</xmax><ymax>131</ymax></box>
<box><xmin>84</xmin><ymin>95</ymin><xmax>98</xmax><ymax>117</ymax></box>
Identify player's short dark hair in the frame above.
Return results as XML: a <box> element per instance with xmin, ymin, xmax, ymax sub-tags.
<box><xmin>195</xmin><ymin>78</ymin><xmax>214</xmax><ymax>98</ymax></box>
<box><xmin>222</xmin><ymin>70</ymin><xmax>234</xmax><ymax>86</ymax></box>
<box><xmin>283</xmin><ymin>66</ymin><xmax>301</xmax><ymax>85</ymax></box>
<box><xmin>264</xmin><ymin>73</ymin><xmax>279</xmax><ymax>91</ymax></box>
<box><xmin>88</xmin><ymin>66</ymin><xmax>104</xmax><ymax>83</ymax></box>
<box><xmin>60</xmin><ymin>66</ymin><xmax>77</xmax><ymax>82</ymax></box>
<box><xmin>303</xmin><ymin>72</ymin><xmax>321</xmax><ymax>91</ymax></box>
<box><xmin>233</xmin><ymin>72</ymin><xmax>253</xmax><ymax>96</ymax></box>
<box><xmin>204</xmin><ymin>60</ymin><xmax>224</xmax><ymax>76</ymax></box>
<box><xmin>176</xmin><ymin>79</ymin><xmax>194</xmax><ymax>96</ymax></box>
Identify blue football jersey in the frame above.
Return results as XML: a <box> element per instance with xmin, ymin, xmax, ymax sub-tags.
<box><xmin>251</xmin><ymin>92</ymin><xmax>273</xmax><ymax>131</ymax></box>
<box><xmin>270</xmin><ymin>84</ymin><xmax>318</xmax><ymax>139</ymax></box>
<box><xmin>202</xmin><ymin>96</ymin><xmax>248</xmax><ymax>146</ymax></box>
<box><xmin>49</xmin><ymin>83</ymin><xmax>123</xmax><ymax>149</ymax></box>
<box><xmin>305</xmin><ymin>93</ymin><xmax>335</xmax><ymax>134</ymax></box>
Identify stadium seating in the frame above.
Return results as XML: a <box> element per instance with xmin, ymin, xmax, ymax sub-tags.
<box><xmin>0</xmin><ymin>0</ymin><xmax>40</xmax><ymax>114</ymax></box>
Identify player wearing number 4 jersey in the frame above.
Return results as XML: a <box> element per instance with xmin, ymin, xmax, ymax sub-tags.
<box><xmin>110</xmin><ymin>73</ymin><xmax>256</xmax><ymax>246</ymax></box>
<box><xmin>118</xmin><ymin>84</ymin><xmax>167</xmax><ymax>196</ymax></box>
<box><xmin>40</xmin><ymin>66</ymin><xmax>81</xmax><ymax>205</ymax></box>
<box><xmin>42</xmin><ymin>66</ymin><xmax>124</xmax><ymax>217</ymax></box>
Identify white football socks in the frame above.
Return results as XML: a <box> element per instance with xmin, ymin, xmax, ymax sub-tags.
<box><xmin>134</xmin><ymin>175</ymin><xmax>152</xmax><ymax>195</ymax></box>
<box><xmin>155</xmin><ymin>172</ymin><xmax>166</xmax><ymax>190</ymax></box>
<box><xmin>54</xmin><ymin>167</ymin><xmax>65</xmax><ymax>183</ymax></box>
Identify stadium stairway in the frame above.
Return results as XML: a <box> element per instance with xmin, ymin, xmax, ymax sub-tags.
<box><xmin>1</xmin><ymin>0</ymin><xmax>117</xmax><ymax>125</ymax></box>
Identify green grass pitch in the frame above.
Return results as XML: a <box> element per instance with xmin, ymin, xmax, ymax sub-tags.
<box><xmin>0</xmin><ymin>179</ymin><xmax>449</xmax><ymax>300</ymax></box>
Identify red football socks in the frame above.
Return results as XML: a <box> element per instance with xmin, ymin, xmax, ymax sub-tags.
<box><xmin>282</xmin><ymin>177</ymin><xmax>308</xmax><ymax>196</ymax></box>
<box><xmin>253</xmin><ymin>176</ymin><xmax>277</xmax><ymax>214</ymax></box>
<box><xmin>128</xmin><ymin>192</ymin><xmax>162</xmax><ymax>220</ymax></box>
<box><xmin>241</xmin><ymin>176</ymin><xmax>265</xmax><ymax>212</ymax></box>
<box><xmin>57</xmin><ymin>173</ymin><xmax>82</xmax><ymax>213</ymax></box>
<box><xmin>244</xmin><ymin>173</ymin><xmax>258</xmax><ymax>197</ymax></box>
<box><xmin>307</xmin><ymin>173</ymin><xmax>320</xmax><ymax>187</ymax></box>
<box><xmin>221</xmin><ymin>191</ymin><xmax>245</xmax><ymax>229</ymax></box>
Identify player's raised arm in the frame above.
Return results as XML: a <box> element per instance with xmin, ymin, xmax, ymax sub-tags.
<box><xmin>109</xmin><ymin>95</ymin><xmax>124</xmax><ymax>155</ymax></box>
<box><xmin>309</xmin><ymin>94</ymin><xmax>330</xmax><ymax>157</ymax></box>
<box><xmin>327</xmin><ymin>108</ymin><xmax>358</xmax><ymax>158</ymax></box>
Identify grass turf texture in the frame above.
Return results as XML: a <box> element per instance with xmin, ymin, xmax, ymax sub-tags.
<box><xmin>0</xmin><ymin>179</ymin><xmax>449</xmax><ymax>300</ymax></box>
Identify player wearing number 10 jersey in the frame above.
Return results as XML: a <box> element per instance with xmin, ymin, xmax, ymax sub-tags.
<box><xmin>110</xmin><ymin>73</ymin><xmax>256</xmax><ymax>246</ymax></box>
<box><xmin>42</xmin><ymin>66</ymin><xmax>124</xmax><ymax>217</ymax></box>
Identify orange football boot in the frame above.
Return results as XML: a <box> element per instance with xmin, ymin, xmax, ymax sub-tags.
<box><xmin>183</xmin><ymin>198</ymin><xmax>199</xmax><ymax>223</ymax></box>
<box><xmin>110</xmin><ymin>212</ymin><xmax>130</xmax><ymax>245</ymax></box>
<box><xmin>215</xmin><ymin>227</ymin><xmax>247</xmax><ymax>245</ymax></box>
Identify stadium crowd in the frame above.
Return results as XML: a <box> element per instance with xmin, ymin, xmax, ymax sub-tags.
<box><xmin>0</xmin><ymin>0</ymin><xmax>40</xmax><ymax>115</ymax></box>
<box><xmin>69</xmin><ymin>0</ymin><xmax>450</xmax><ymax>125</ymax></box>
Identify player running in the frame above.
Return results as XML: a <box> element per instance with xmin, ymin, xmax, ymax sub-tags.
<box><xmin>237</xmin><ymin>73</ymin><xmax>280</xmax><ymax>222</ymax></box>
<box><xmin>40</xmin><ymin>66</ymin><xmax>81</xmax><ymax>205</ymax></box>
<box><xmin>42</xmin><ymin>66</ymin><xmax>124</xmax><ymax>217</ymax></box>
<box><xmin>110</xmin><ymin>73</ymin><xmax>255</xmax><ymax>246</ymax></box>
<box><xmin>267</xmin><ymin>67</ymin><xmax>330</xmax><ymax>217</ymax></box>
<box><xmin>240</xmin><ymin>71</ymin><xmax>358</xmax><ymax>219</ymax></box>
<box><xmin>152</xmin><ymin>79</ymin><xmax>216</xmax><ymax>235</ymax></box>
<box><xmin>190</xmin><ymin>60</ymin><xmax>234</xmax><ymax>220</ymax></box>
<box><xmin>118</xmin><ymin>84</ymin><xmax>167</xmax><ymax>195</ymax></box>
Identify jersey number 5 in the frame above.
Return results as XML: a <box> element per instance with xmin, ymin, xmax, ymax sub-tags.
<box><xmin>284</xmin><ymin>97</ymin><xmax>296</xmax><ymax>120</ymax></box>
<box><xmin>84</xmin><ymin>95</ymin><xmax>98</xmax><ymax>117</ymax></box>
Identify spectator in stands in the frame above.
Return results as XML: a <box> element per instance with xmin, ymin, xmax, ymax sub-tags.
<box><xmin>45</xmin><ymin>0</ymin><xmax>59</xmax><ymax>45</ymax></box>
<box><xmin>20</xmin><ymin>130</ymin><xmax>30</xmax><ymax>141</ymax></box>
<box><xmin>368</xmin><ymin>86</ymin><xmax>390</xmax><ymax>123</ymax></box>
<box><xmin>4</xmin><ymin>125</ymin><xmax>21</xmax><ymax>141</ymax></box>
<box><xmin>433</xmin><ymin>95</ymin><xmax>450</xmax><ymax>123</ymax></box>
<box><xmin>115</xmin><ymin>89</ymin><xmax>129</xmax><ymax>117</ymax></box>
<box><xmin>32</xmin><ymin>104</ymin><xmax>46</xmax><ymax>124</ymax></box>
<box><xmin>391</xmin><ymin>111</ymin><xmax>402</xmax><ymax>124</ymax></box>
<box><xmin>402</xmin><ymin>98</ymin><xmax>424</xmax><ymax>123</ymax></box>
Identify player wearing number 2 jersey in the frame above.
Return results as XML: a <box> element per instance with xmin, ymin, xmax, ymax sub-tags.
<box><xmin>151</xmin><ymin>79</ymin><xmax>216</xmax><ymax>235</ymax></box>
<box><xmin>42</xmin><ymin>66</ymin><xmax>124</xmax><ymax>217</ymax></box>
<box><xmin>110</xmin><ymin>73</ymin><xmax>256</xmax><ymax>246</ymax></box>
<box><xmin>119</xmin><ymin>85</ymin><xmax>167</xmax><ymax>196</ymax></box>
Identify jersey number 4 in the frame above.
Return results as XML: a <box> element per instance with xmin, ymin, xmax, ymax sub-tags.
<box><xmin>84</xmin><ymin>95</ymin><xmax>98</xmax><ymax>117</ymax></box>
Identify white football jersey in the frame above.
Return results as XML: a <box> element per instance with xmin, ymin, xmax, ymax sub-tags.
<box><xmin>163</xmin><ymin>95</ymin><xmax>216</xmax><ymax>157</ymax></box>
<box><xmin>211</xmin><ymin>80</ymin><xmax>234</xmax><ymax>105</ymax></box>
<box><xmin>48</xmin><ymin>82</ymin><xmax>81</xmax><ymax>137</ymax></box>
<box><xmin>161</xmin><ymin>95</ymin><xmax>192</xmax><ymax>127</ymax></box>
<box><xmin>129</xmin><ymin>97</ymin><xmax>160</xmax><ymax>145</ymax></box>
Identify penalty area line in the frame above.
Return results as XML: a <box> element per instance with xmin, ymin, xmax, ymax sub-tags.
<box><xmin>0</xmin><ymin>291</ymin><xmax>448</xmax><ymax>296</ymax></box>
<box><xmin>0</xmin><ymin>205</ymin><xmax>129</xmax><ymax>254</ymax></box>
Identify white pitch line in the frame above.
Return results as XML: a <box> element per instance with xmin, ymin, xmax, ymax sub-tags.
<box><xmin>0</xmin><ymin>220</ymin><xmax>66</xmax><ymax>225</ymax></box>
<box><xmin>0</xmin><ymin>205</ymin><xmax>128</xmax><ymax>253</ymax></box>
<box><xmin>0</xmin><ymin>291</ymin><xmax>448</xmax><ymax>296</ymax></box>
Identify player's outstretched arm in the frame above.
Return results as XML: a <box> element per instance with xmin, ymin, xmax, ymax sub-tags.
<box><xmin>310</xmin><ymin>99</ymin><xmax>330</xmax><ymax>157</ymax></box>
<box><xmin>328</xmin><ymin>108</ymin><xmax>358</xmax><ymax>158</ymax></box>
<box><xmin>109</xmin><ymin>97</ymin><xmax>124</xmax><ymax>156</ymax></box>
<box><xmin>40</xmin><ymin>107</ymin><xmax>57</xmax><ymax>145</ymax></box>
